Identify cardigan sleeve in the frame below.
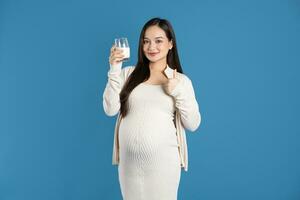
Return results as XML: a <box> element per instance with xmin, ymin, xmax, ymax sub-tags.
<box><xmin>169</xmin><ymin>76</ymin><xmax>201</xmax><ymax>132</ymax></box>
<box><xmin>103</xmin><ymin>62</ymin><xmax>134</xmax><ymax>116</ymax></box>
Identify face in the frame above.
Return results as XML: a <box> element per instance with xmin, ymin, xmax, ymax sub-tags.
<box><xmin>142</xmin><ymin>25</ymin><xmax>173</xmax><ymax>63</ymax></box>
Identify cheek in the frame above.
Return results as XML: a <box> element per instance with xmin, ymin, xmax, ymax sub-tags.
<box><xmin>160</xmin><ymin>44</ymin><xmax>169</xmax><ymax>51</ymax></box>
<box><xmin>143</xmin><ymin>45</ymin><xmax>148</xmax><ymax>52</ymax></box>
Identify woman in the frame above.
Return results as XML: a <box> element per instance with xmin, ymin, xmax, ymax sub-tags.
<box><xmin>103</xmin><ymin>17</ymin><xmax>201</xmax><ymax>200</ymax></box>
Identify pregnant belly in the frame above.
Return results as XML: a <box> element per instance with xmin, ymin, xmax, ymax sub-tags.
<box><xmin>118</xmin><ymin>115</ymin><xmax>178</xmax><ymax>165</ymax></box>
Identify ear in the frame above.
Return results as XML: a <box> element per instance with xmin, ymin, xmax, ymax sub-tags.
<box><xmin>169</xmin><ymin>39</ymin><xmax>173</xmax><ymax>50</ymax></box>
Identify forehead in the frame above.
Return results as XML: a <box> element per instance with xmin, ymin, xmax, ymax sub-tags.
<box><xmin>144</xmin><ymin>25</ymin><xmax>167</xmax><ymax>39</ymax></box>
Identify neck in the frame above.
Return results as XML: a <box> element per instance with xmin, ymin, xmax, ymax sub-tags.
<box><xmin>149</xmin><ymin>59</ymin><xmax>167</xmax><ymax>73</ymax></box>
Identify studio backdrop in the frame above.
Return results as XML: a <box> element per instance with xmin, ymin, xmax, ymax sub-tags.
<box><xmin>0</xmin><ymin>0</ymin><xmax>299</xmax><ymax>199</ymax></box>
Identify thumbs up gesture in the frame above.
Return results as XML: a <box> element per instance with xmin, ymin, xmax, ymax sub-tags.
<box><xmin>164</xmin><ymin>69</ymin><xmax>180</xmax><ymax>95</ymax></box>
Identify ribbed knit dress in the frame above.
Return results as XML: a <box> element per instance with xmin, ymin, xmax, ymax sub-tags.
<box><xmin>103</xmin><ymin>63</ymin><xmax>201</xmax><ymax>200</ymax></box>
<box><xmin>118</xmin><ymin>82</ymin><xmax>181</xmax><ymax>200</ymax></box>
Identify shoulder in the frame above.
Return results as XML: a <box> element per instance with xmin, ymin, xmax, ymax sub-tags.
<box><xmin>175</xmin><ymin>72</ymin><xmax>197</xmax><ymax>94</ymax></box>
<box><xmin>176</xmin><ymin>72</ymin><xmax>193</xmax><ymax>84</ymax></box>
<box><xmin>123</xmin><ymin>65</ymin><xmax>135</xmax><ymax>73</ymax></box>
<box><xmin>121</xmin><ymin>65</ymin><xmax>136</xmax><ymax>78</ymax></box>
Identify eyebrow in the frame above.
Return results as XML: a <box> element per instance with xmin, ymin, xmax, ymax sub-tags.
<box><xmin>143</xmin><ymin>37</ymin><xmax>164</xmax><ymax>39</ymax></box>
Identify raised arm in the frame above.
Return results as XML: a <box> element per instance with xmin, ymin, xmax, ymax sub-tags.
<box><xmin>169</xmin><ymin>75</ymin><xmax>201</xmax><ymax>132</ymax></box>
<box><xmin>103</xmin><ymin>62</ymin><xmax>134</xmax><ymax>116</ymax></box>
<box><xmin>103</xmin><ymin>44</ymin><xmax>133</xmax><ymax>116</ymax></box>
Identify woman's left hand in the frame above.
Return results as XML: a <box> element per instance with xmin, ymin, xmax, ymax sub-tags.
<box><xmin>164</xmin><ymin>69</ymin><xmax>180</xmax><ymax>95</ymax></box>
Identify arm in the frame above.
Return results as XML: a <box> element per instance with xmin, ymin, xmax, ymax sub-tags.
<box><xmin>170</xmin><ymin>76</ymin><xmax>201</xmax><ymax>132</ymax></box>
<box><xmin>102</xmin><ymin>62</ymin><xmax>134</xmax><ymax>116</ymax></box>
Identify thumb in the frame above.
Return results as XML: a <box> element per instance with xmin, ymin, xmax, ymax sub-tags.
<box><xmin>173</xmin><ymin>68</ymin><xmax>177</xmax><ymax>79</ymax></box>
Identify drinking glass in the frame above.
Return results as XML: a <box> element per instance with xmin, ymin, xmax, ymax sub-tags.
<box><xmin>115</xmin><ymin>37</ymin><xmax>130</xmax><ymax>61</ymax></box>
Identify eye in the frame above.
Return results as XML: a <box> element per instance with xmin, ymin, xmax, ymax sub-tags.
<box><xmin>143</xmin><ymin>40</ymin><xmax>149</xmax><ymax>44</ymax></box>
<box><xmin>156</xmin><ymin>40</ymin><xmax>162</xmax><ymax>43</ymax></box>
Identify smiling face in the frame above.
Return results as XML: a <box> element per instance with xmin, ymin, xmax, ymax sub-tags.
<box><xmin>143</xmin><ymin>25</ymin><xmax>173</xmax><ymax>63</ymax></box>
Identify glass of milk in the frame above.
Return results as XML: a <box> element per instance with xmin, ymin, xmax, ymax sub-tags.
<box><xmin>115</xmin><ymin>37</ymin><xmax>130</xmax><ymax>61</ymax></box>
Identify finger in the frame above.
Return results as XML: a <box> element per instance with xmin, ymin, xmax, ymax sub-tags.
<box><xmin>173</xmin><ymin>69</ymin><xmax>177</xmax><ymax>79</ymax></box>
<box><xmin>110</xmin><ymin>57</ymin><xmax>122</xmax><ymax>63</ymax></box>
<box><xmin>112</xmin><ymin>50</ymin><xmax>124</xmax><ymax>55</ymax></box>
<box><xmin>110</xmin><ymin>55</ymin><xmax>124</xmax><ymax>62</ymax></box>
<box><xmin>111</xmin><ymin>50</ymin><xmax>123</xmax><ymax>57</ymax></box>
<box><xmin>114</xmin><ymin>55</ymin><xmax>125</xmax><ymax>59</ymax></box>
<box><xmin>112</xmin><ymin>51</ymin><xmax>125</xmax><ymax>57</ymax></box>
<box><xmin>110</xmin><ymin>45</ymin><xmax>116</xmax><ymax>53</ymax></box>
<box><xmin>112</xmin><ymin>48</ymin><xmax>124</xmax><ymax>54</ymax></box>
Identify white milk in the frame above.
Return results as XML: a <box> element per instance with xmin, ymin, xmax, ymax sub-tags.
<box><xmin>117</xmin><ymin>47</ymin><xmax>130</xmax><ymax>61</ymax></box>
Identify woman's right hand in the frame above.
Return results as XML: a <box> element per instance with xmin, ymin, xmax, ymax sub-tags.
<box><xmin>109</xmin><ymin>44</ymin><xmax>125</xmax><ymax>66</ymax></box>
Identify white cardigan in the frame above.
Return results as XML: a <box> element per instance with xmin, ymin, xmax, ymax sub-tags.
<box><xmin>103</xmin><ymin>63</ymin><xmax>201</xmax><ymax>171</ymax></box>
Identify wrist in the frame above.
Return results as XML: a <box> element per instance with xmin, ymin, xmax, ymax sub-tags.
<box><xmin>109</xmin><ymin>62</ymin><xmax>122</xmax><ymax>73</ymax></box>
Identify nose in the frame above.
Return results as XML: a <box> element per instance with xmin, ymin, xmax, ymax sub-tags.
<box><xmin>148</xmin><ymin>41</ymin><xmax>156</xmax><ymax>50</ymax></box>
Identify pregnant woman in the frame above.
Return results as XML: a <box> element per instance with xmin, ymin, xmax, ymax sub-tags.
<box><xmin>103</xmin><ymin>17</ymin><xmax>201</xmax><ymax>200</ymax></box>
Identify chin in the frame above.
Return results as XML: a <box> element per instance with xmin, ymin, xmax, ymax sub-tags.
<box><xmin>147</xmin><ymin>58</ymin><xmax>158</xmax><ymax>62</ymax></box>
<box><xmin>146</xmin><ymin>56</ymin><xmax>165</xmax><ymax>63</ymax></box>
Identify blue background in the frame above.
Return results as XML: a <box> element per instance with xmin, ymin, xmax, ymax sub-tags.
<box><xmin>1</xmin><ymin>0</ymin><xmax>299</xmax><ymax>199</ymax></box>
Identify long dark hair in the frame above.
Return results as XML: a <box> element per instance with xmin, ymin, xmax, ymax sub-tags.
<box><xmin>119</xmin><ymin>17</ymin><xmax>183</xmax><ymax>118</ymax></box>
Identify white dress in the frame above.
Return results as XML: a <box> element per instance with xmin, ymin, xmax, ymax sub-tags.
<box><xmin>118</xmin><ymin>82</ymin><xmax>181</xmax><ymax>200</ymax></box>
<box><xmin>103</xmin><ymin>63</ymin><xmax>201</xmax><ymax>200</ymax></box>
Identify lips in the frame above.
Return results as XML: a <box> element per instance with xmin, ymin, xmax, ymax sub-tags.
<box><xmin>148</xmin><ymin>52</ymin><xmax>158</xmax><ymax>56</ymax></box>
